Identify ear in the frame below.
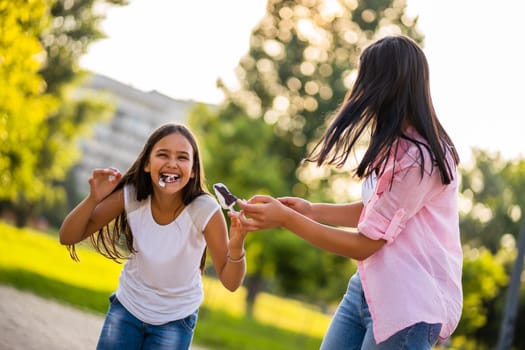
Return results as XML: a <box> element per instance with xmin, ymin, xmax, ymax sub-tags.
<box><xmin>144</xmin><ymin>161</ymin><xmax>150</xmax><ymax>173</ymax></box>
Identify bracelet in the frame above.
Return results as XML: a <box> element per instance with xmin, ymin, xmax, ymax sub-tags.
<box><xmin>227</xmin><ymin>250</ymin><xmax>246</xmax><ymax>263</ymax></box>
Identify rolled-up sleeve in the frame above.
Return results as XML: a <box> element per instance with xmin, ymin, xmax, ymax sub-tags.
<box><xmin>359</xmin><ymin>207</ymin><xmax>405</xmax><ymax>243</ymax></box>
<box><xmin>358</xmin><ymin>157</ymin><xmax>440</xmax><ymax>244</ymax></box>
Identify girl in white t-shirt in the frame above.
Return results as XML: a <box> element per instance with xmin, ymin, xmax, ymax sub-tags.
<box><xmin>59</xmin><ymin>123</ymin><xmax>247</xmax><ymax>350</ymax></box>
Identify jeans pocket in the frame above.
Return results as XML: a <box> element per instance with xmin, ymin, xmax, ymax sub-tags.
<box><xmin>181</xmin><ymin>310</ymin><xmax>198</xmax><ymax>331</ymax></box>
<box><xmin>428</xmin><ymin>323</ymin><xmax>442</xmax><ymax>346</ymax></box>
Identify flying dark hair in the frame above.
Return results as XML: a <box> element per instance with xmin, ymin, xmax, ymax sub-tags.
<box><xmin>307</xmin><ymin>35</ymin><xmax>459</xmax><ymax>184</ymax></box>
<box><xmin>69</xmin><ymin>123</ymin><xmax>210</xmax><ymax>273</ymax></box>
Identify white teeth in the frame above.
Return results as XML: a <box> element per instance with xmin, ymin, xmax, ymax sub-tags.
<box><xmin>160</xmin><ymin>174</ymin><xmax>179</xmax><ymax>183</ymax></box>
<box><xmin>158</xmin><ymin>174</ymin><xmax>179</xmax><ymax>187</ymax></box>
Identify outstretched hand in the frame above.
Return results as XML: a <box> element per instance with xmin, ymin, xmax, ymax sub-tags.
<box><xmin>88</xmin><ymin>167</ymin><xmax>122</xmax><ymax>203</ymax></box>
<box><xmin>277</xmin><ymin>196</ymin><xmax>312</xmax><ymax>218</ymax></box>
<box><xmin>237</xmin><ymin>195</ymin><xmax>289</xmax><ymax>232</ymax></box>
<box><xmin>227</xmin><ymin>210</ymin><xmax>248</xmax><ymax>248</ymax></box>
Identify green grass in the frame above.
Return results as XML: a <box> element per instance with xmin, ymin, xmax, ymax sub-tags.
<box><xmin>0</xmin><ymin>221</ymin><xmax>329</xmax><ymax>350</ymax></box>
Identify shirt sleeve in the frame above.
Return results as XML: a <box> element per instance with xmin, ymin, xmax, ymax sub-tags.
<box><xmin>357</xmin><ymin>154</ymin><xmax>443</xmax><ymax>244</ymax></box>
<box><xmin>188</xmin><ymin>194</ymin><xmax>221</xmax><ymax>232</ymax></box>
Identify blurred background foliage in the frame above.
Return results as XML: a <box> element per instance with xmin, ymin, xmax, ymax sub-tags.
<box><xmin>1</xmin><ymin>0</ymin><xmax>524</xmax><ymax>348</ymax></box>
<box><xmin>0</xmin><ymin>0</ymin><xmax>125</xmax><ymax>226</ymax></box>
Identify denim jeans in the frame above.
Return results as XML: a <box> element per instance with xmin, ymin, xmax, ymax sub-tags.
<box><xmin>96</xmin><ymin>294</ymin><xmax>198</xmax><ymax>350</ymax></box>
<box><xmin>320</xmin><ymin>273</ymin><xmax>442</xmax><ymax>350</ymax></box>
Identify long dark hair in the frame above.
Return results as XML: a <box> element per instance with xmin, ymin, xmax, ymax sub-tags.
<box><xmin>307</xmin><ymin>35</ymin><xmax>459</xmax><ymax>184</ymax></box>
<box><xmin>69</xmin><ymin>123</ymin><xmax>210</xmax><ymax>273</ymax></box>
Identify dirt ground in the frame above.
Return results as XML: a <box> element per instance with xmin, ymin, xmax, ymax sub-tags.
<box><xmin>0</xmin><ymin>284</ymin><xmax>207</xmax><ymax>350</ymax></box>
<box><xmin>0</xmin><ymin>284</ymin><xmax>103</xmax><ymax>350</ymax></box>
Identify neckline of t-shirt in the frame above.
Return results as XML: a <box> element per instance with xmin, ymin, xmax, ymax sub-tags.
<box><xmin>146</xmin><ymin>196</ymin><xmax>189</xmax><ymax>227</ymax></box>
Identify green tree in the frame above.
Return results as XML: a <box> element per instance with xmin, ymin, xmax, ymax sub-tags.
<box><xmin>459</xmin><ymin>149</ymin><xmax>525</xmax><ymax>251</ymax></box>
<box><xmin>3</xmin><ymin>0</ymin><xmax>127</xmax><ymax>226</ymax></box>
<box><xmin>223</xmin><ymin>0</ymin><xmax>423</xmax><ymax>199</ymax></box>
<box><xmin>40</xmin><ymin>0</ymin><xmax>127</xmax><ymax>93</ymax></box>
<box><xmin>193</xmin><ymin>0</ymin><xmax>424</xmax><ymax>313</ymax></box>
<box><xmin>189</xmin><ymin>102</ymin><xmax>286</xmax><ymax>315</ymax></box>
<box><xmin>457</xmin><ymin>149</ymin><xmax>525</xmax><ymax>349</ymax></box>
<box><xmin>452</xmin><ymin>243</ymin><xmax>509</xmax><ymax>349</ymax></box>
<box><xmin>0</xmin><ymin>0</ymin><xmax>57</xmax><ymax>216</ymax></box>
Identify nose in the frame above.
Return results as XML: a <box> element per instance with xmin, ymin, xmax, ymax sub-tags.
<box><xmin>167</xmin><ymin>155</ymin><xmax>179</xmax><ymax>168</ymax></box>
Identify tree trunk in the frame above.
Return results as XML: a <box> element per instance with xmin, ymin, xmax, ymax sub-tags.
<box><xmin>245</xmin><ymin>272</ymin><xmax>264</xmax><ymax>318</ymax></box>
<box><xmin>496</xmin><ymin>219</ymin><xmax>525</xmax><ymax>350</ymax></box>
<box><xmin>14</xmin><ymin>204</ymin><xmax>31</xmax><ymax>228</ymax></box>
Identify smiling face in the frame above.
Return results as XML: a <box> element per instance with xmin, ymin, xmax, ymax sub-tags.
<box><xmin>144</xmin><ymin>132</ymin><xmax>195</xmax><ymax>193</ymax></box>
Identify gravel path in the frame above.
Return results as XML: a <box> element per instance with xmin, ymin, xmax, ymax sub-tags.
<box><xmin>0</xmin><ymin>284</ymin><xmax>207</xmax><ymax>350</ymax></box>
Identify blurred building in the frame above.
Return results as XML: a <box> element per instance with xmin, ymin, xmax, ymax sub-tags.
<box><xmin>74</xmin><ymin>74</ymin><xmax>199</xmax><ymax>194</ymax></box>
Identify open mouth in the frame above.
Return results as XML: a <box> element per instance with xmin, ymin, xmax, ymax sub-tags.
<box><xmin>158</xmin><ymin>174</ymin><xmax>180</xmax><ymax>188</ymax></box>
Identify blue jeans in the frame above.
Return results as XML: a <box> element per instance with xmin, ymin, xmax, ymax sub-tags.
<box><xmin>320</xmin><ymin>274</ymin><xmax>442</xmax><ymax>350</ymax></box>
<box><xmin>96</xmin><ymin>294</ymin><xmax>198</xmax><ymax>350</ymax></box>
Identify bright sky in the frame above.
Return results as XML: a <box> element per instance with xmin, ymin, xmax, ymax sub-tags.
<box><xmin>81</xmin><ymin>0</ymin><xmax>525</xmax><ymax>161</ymax></box>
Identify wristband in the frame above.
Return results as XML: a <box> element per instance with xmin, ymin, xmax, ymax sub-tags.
<box><xmin>227</xmin><ymin>250</ymin><xmax>245</xmax><ymax>263</ymax></box>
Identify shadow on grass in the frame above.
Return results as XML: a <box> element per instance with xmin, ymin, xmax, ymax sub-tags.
<box><xmin>196</xmin><ymin>307</ymin><xmax>322</xmax><ymax>350</ymax></box>
<box><xmin>0</xmin><ymin>267</ymin><xmax>322</xmax><ymax>350</ymax></box>
<box><xmin>0</xmin><ymin>267</ymin><xmax>110</xmax><ymax>315</ymax></box>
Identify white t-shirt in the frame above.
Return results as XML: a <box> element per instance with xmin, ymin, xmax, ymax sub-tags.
<box><xmin>116</xmin><ymin>184</ymin><xmax>220</xmax><ymax>324</ymax></box>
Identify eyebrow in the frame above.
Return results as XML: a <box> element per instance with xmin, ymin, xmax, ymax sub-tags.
<box><xmin>155</xmin><ymin>148</ymin><xmax>191</xmax><ymax>156</ymax></box>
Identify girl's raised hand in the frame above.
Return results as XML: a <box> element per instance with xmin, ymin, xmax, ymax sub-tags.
<box><xmin>88</xmin><ymin>167</ymin><xmax>122</xmax><ymax>202</ymax></box>
<box><xmin>227</xmin><ymin>210</ymin><xmax>248</xmax><ymax>248</ymax></box>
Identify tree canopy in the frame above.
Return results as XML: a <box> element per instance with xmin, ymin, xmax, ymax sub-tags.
<box><xmin>0</xmin><ymin>0</ymin><xmax>126</xmax><ymax>226</ymax></box>
<box><xmin>192</xmin><ymin>0</ymin><xmax>424</xmax><ymax>313</ymax></box>
<box><xmin>0</xmin><ymin>0</ymin><xmax>57</xmax><ymax>205</ymax></box>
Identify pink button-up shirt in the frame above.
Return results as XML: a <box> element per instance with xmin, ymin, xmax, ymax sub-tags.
<box><xmin>357</xmin><ymin>130</ymin><xmax>463</xmax><ymax>343</ymax></box>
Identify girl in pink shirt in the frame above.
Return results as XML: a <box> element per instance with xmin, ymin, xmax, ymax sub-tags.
<box><xmin>238</xmin><ymin>35</ymin><xmax>462</xmax><ymax>349</ymax></box>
